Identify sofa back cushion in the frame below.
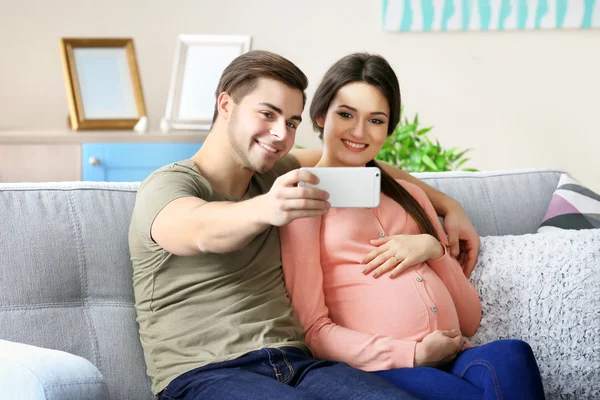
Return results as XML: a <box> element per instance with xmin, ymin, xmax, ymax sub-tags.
<box><xmin>414</xmin><ymin>169</ymin><xmax>563</xmax><ymax>236</ymax></box>
<box><xmin>0</xmin><ymin>182</ymin><xmax>153</xmax><ymax>400</ymax></box>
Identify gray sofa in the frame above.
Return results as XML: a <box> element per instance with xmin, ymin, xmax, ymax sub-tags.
<box><xmin>1</xmin><ymin>169</ymin><xmax>598</xmax><ymax>399</ymax></box>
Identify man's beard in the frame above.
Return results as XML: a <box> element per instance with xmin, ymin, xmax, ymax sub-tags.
<box><xmin>227</xmin><ymin>110</ymin><xmax>273</xmax><ymax>174</ymax></box>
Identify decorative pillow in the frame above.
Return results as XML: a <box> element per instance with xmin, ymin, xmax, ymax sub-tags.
<box><xmin>538</xmin><ymin>174</ymin><xmax>600</xmax><ymax>233</ymax></box>
<box><xmin>470</xmin><ymin>229</ymin><xmax>600</xmax><ymax>399</ymax></box>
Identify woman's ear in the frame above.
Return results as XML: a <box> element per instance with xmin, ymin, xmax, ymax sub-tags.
<box><xmin>216</xmin><ymin>92</ymin><xmax>231</xmax><ymax>121</ymax></box>
<box><xmin>315</xmin><ymin>115</ymin><xmax>325</xmax><ymax>129</ymax></box>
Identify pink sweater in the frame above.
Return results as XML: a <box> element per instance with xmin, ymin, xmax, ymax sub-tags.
<box><xmin>280</xmin><ymin>180</ymin><xmax>482</xmax><ymax>371</ymax></box>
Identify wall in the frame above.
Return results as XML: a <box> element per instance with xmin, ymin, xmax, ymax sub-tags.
<box><xmin>1</xmin><ymin>0</ymin><xmax>598</xmax><ymax>190</ymax></box>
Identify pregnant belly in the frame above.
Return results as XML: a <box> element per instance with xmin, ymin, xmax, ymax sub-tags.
<box><xmin>323</xmin><ymin>265</ymin><xmax>460</xmax><ymax>341</ymax></box>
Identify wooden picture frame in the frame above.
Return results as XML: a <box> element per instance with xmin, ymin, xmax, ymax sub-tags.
<box><xmin>60</xmin><ymin>38</ymin><xmax>147</xmax><ymax>131</ymax></box>
<box><xmin>161</xmin><ymin>34</ymin><xmax>251</xmax><ymax>132</ymax></box>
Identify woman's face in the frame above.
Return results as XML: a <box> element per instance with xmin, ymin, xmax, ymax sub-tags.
<box><xmin>317</xmin><ymin>82</ymin><xmax>390</xmax><ymax>167</ymax></box>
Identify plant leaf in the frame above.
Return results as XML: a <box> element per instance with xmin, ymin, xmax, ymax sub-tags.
<box><xmin>454</xmin><ymin>158</ymin><xmax>471</xmax><ymax>169</ymax></box>
<box><xmin>378</xmin><ymin>108</ymin><xmax>476</xmax><ymax>172</ymax></box>
<box><xmin>435</xmin><ymin>155</ymin><xmax>446</xmax><ymax>169</ymax></box>
<box><xmin>416</xmin><ymin>127</ymin><xmax>432</xmax><ymax>136</ymax></box>
<box><xmin>454</xmin><ymin>149</ymin><xmax>471</xmax><ymax>160</ymax></box>
<box><xmin>421</xmin><ymin>154</ymin><xmax>438</xmax><ymax>171</ymax></box>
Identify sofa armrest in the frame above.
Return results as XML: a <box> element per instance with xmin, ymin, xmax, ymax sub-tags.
<box><xmin>0</xmin><ymin>339</ymin><xmax>110</xmax><ymax>400</ymax></box>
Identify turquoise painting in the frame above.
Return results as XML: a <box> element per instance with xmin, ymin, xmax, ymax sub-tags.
<box><xmin>382</xmin><ymin>0</ymin><xmax>599</xmax><ymax>31</ymax></box>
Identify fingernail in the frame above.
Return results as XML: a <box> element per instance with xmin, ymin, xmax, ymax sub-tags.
<box><xmin>361</xmin><ymin>268</ymin><xmax>367</xmax><ymax>273</ymax></box>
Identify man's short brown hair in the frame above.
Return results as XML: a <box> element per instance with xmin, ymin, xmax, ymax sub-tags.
<box><xmin>212</xmin><ymin>50</ymin><xmax>308</xmax><ymax>124</ymax></box>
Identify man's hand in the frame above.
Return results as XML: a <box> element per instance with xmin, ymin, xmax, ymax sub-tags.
<box><xmin>256</xmin><ymin>169</ymin><xmax>330</xmax><ymax>226</ymax></box>
<box><xmin>414</xmin><ymin>330</ymin><xmax>465</xmax><ymax>368</ymax></box>
<box><xmin>441</xmin><ymin>201</ymin><xmax>480</xmax><ymax>278</ymax></box>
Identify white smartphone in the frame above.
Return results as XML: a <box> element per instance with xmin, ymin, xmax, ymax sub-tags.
<box><xmin>299</xmin><ymin>167</ymin><xmax>381</xmax><ymax>208</ymax></box>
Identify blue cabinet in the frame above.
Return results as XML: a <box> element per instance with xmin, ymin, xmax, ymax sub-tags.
<box><xmin>82</xmin><ymin>143</ymin><xmax>202</xmax><ymax>182</ymax></box>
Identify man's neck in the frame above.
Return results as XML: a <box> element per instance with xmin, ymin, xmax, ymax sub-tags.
<box><xmin>191</xmin><ymin>125</ymin><xmax>254</xmax><ymax>199</ymax></box>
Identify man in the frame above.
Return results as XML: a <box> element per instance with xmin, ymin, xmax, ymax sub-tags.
<box><xmin>129</xmin><ymin>50</ymin><xmax>479</xmax><ymax>399</ymax></box>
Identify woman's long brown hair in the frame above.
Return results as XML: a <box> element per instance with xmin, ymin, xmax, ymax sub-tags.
<box><xmin>367</xmin><ymin>159</ymin><xmax>439</xmax><ymax>241</ymax></box>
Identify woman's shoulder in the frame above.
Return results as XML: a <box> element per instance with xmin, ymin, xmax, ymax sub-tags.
<box><xmin>392</xmin><ymin>178</ymin><xmax>428</xmax><ymax>201</ymax></box>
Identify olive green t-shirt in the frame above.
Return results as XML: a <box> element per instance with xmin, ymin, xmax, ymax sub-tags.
<box><xmin>128</xmin><ymin>155</ymin><xmax>308</xmax><ymax>394</ymax></box>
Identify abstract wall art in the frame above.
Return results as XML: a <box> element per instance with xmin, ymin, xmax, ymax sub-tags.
<box><xmin>382</xmin><ymin>0</ymin><xmax>599</xmax><ymax>32</ymax></box>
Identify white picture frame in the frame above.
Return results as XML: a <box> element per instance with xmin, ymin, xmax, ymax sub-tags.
<box><xmin>162</xmin><ymin>34</ymin><xmax>252</xmax><ymax>132</ymax></box>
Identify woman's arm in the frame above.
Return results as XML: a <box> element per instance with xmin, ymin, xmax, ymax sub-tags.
<box><xmin>279</xmin><ymin>216</ymin><xmax>417</xmax><ymax>371</ymax></box>
<box><xmin>402</xmin><ymin>182</ymin><xmax>482</xmax><ymax>336</ymax></box>
<box><xmin>378</xmin><ymin>162</ymin><xmax>480</xmax><ymax>277</ymax></box>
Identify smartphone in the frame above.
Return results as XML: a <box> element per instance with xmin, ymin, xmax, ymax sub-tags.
<box><xmin>299</xmin><ymin>167</ymin><xmax>381</xmax><ymax>208</ymax></box>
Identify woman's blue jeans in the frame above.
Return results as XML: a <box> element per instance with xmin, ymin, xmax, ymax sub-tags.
<box><xmin>374</xmin><ymin>339</ymin><xmax>545</xmax><ymax>400</ymax></box>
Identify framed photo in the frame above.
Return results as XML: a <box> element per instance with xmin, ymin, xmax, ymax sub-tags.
<box><xmin>162</xmin><ymin>34</ymin><xmax>252</xmax><ymax>132</ymax></box>
<box><xmin>60</xmin><ymin>38</ymin><xmax>146</xmax><ymax>131</ymax></box>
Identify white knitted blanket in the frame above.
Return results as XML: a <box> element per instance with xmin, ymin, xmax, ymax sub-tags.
<box><xmin>469</xmin><ymin>228</ymin><xmax>600</xmax><ymax>399</ymax></box>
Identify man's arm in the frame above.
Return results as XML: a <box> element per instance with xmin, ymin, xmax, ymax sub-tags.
<box><xmin>151</xmin><ymin>169</ymin><xmax>330</xmax><ymax>256</ymax></box>
<box><xmin>379</xmin><ymin>161</ymin><xmax>480</xmax><ymax>277</ymax></box>
<box><xmin>152</xmin><ymin>196</ymin><xmax>270</xmax><ymax>256</ymax></box>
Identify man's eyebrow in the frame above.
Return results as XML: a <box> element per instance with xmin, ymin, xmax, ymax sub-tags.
<box><xmin>338</xmin><ymin>104</ymin><xmax>388</xmax><ymax>118</ymax></box>
<box><xmin>259</xmin><ymin>102</ymin><xmax>302</xmax><ymax>122</ymax></box>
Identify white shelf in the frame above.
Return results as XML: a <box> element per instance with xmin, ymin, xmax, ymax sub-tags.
<box><xmin>0</xmin><ymin>129</ymin><xmax>208</xmax><ymax>144</ymax></box>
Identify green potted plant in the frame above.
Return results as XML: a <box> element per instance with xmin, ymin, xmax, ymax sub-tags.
<box><xmin>376</xmin><ymin>108</ymin><xmax>476</xmax><ymax>172</ymax></box>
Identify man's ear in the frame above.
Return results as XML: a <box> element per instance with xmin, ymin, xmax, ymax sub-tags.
<box><xmin>216</xmin><ymin>92</ymin><xmax>232</xmax><ymax>120</ymax></box>
<box><xmin>315</xmin><ymin>115</ymin><xmax>325</xmax><ymax>129</ymax></box>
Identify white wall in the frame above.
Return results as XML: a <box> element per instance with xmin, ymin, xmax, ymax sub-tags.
<box><xmin>1</xmin><ymin>0</ymin><xmax>598</xmax><ymax>190</ymax></box>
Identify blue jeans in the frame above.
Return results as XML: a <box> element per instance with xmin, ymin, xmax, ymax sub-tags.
<box><xmin>374</xmin><ymin>339</ymin><xmax>545</xmax><ymax>400</ymax></box>
<box><xmin>159</xmin><ymin>346</ymin><xmax>417</xmax><ymax>399</ymax></box>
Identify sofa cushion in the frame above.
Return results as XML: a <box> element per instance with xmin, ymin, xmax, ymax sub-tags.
<box><xmin>469</xmin><ymin>228</ymin><xmax>600</xmax><ymax>399</ymax></box>
<box><xmin>414</xmin><ymin>169</ymin><xmax>564</xmax><ymax>236</ymax></box>
<box><xmin>0</xmin><ymin>182</ymin><xmax>153</xmax><ymax>400</ymax></box>
<box><xmin>538</xmin><ymin>174</ymin><xmax>600</xmax><ymax>233</ymax></box>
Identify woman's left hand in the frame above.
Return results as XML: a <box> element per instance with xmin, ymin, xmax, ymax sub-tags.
<box><xmin>360</xmin><ymin>234</ymin><xmax>444</xmax><ymax>278</ymax></box>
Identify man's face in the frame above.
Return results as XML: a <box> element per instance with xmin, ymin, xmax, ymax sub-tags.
<box><xmin>227</xmin><ymin>78</ymin><xmax>304</xmax><ymax>173</ymax></box>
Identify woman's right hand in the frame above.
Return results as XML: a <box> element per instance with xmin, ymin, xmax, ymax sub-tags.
<box><xmin>414</xmin><ymin>329</ymin><xmax>465</xmax><ymax>367</ymax></box>
<box><xmin>362</xmin><ymin>234</ymin><xmax>443</xmax><ymax>278</ymax></box>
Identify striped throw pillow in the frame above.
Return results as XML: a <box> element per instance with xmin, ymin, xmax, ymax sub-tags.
<box><xmin>538</xmin><ymin>174</ymin><xmax>600</xmax><ymax>233</ymax></box>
